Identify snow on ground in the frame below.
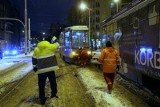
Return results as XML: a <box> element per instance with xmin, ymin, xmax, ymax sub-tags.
<box><xmin>78</xmin><ymin>68</ymin><xmax>123</xmax><ymax>107</ymax></box>
<box><xmin>0</xmin><ymin>52</ymin><xmax>32</xmax><ymax>72</ymax></box>
<box><xmin>0</xmin><ymin>52</ymin><xmax>150</xmax><ymax>107</ymax></box>
<box><xmin>0</xmin><ymin>52</ymin><xmax>33</xmax><ymax>94</ymax></box>
<box><xmin>0</xmin><ymin>61</ymin><xmax>15</xmax><ymax>72</ymax></box>
<box><xmin>77</xmin><ymin>67</ymin><xmax>149</xmax><ymax>107</ymax></box>
<box><xmin>92</xmin><ymin>50</ymin><xmax>101</xmax><ymax>59</ymax></box>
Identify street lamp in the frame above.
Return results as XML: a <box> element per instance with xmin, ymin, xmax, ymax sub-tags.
<box><xmin>80</xmin><ymin>2</ymin><xmax>91</xmax><ymax>49</ymax></box>
<box><xmin>43</xmin><ymin>32</ymin><xmax>45</xmax><ymax>35</ymax></box>
<box><xmin>114</xmin><ymin>0</ymin><xmax>119</xmax><ymax>12</ymax></box>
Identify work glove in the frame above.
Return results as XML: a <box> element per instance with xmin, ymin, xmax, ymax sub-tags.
<box><xmin>116</xmin><ymin>65</ymin><xmax>120</xmax><ymax>71</ymax></box>
<box><xmin>33</xmin><ymin>67</ymin><xmax>37</xmax><ymax>72</ymax></box>
<box><xmin>51</xmin><ymin>36</ymin><xmax>58</xmax><ymax>43</ymax></box>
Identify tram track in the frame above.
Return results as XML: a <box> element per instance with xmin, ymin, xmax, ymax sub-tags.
<box><xmin>45</xmin><ymin>64</ymin><xmax>95</xmax><ymax>107</ymax></box>
<box><xmin>0</xmin><ymin>53</ymin><xmax>154</xmax><ymax>107</ymax></box>
<box><xmin>44</xmin><ymin>55</ymin><xmax>94</xmax><ymax>107</ymax></box>
<box><xmin>0</xmin><ymin>71</ymin><xmax>33</xmax><ymax>105</ymax></box>
<box><xmin>0</xmin><ymin>54</ymin><xmax>94</xmax><ymax>107</ymax></box>
<box><xmin>67</xmin><ymin>65</ymin><xmax>95</xmax><ymax>107</ymax></box>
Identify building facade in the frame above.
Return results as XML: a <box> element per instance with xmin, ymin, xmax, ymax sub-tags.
<box><xmin>79</xmin><ymin>0</ymin><xmax>111</xmax><ymax>49</ymax></box>
<box><xmin>0</xmin><ymin>0</ymin><xmax>22</xmax><ymax>50</ymax></box>
<box><xmin>79</xmin><ymin>0</ymin><xmax>133</xmax><ymax>49</ymax></box>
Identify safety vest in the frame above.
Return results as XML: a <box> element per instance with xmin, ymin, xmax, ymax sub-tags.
<box><xmin>98</xmin><ymin>47</ymin><xmax>120</xmax><ymax>73</ymax></box>
<box><xmin>32</xmin><ymin>40</ymin><xmax>59</xmax><ymax>74</ymax></box>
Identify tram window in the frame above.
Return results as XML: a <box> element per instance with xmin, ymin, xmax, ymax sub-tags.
<box><xmin>64</xmin><ymin>31</ymin><xmax>70</xmax><ymax>37</ymax></box>
<box><xmin>138</xmin><ymin>7</ymin><xmax>147</xmax><ymax>21</ymax></box>
<box><xmin>64</xmin><ymin>31</ymin><xmax>71</xmax><ymax>47</ymax></box>
<box><xmin>118</xmin><ymin>19</ymin><xmax>123</xmax><ymax>28</ymax></box>
<box><xmin>72</xmin><ymin>31</ymin><xmax>88</xmax><ymax>48</ymax></box>
<box><xmin>125</xmin><ymin>15</ymin><xmax>130</xmax><ymax>26</ymax></box>
<box><xmin>130</xmin><ymin>12</ymin><xmax>137</xmax><ymax>24</ymax></box>
<box><xmin>120</xmin><ymin>16</ymin><xmax>129</xmax><ymax>28</ymax></box>
<box><xmin>120</xmin><ymin>15</ymin><xmax>130</xmax><ymax>35</ymax></box>
<box><xmin>96</xmin><ymin>24</ymin><xmax>100</xmax><ymax>30</ymax></box>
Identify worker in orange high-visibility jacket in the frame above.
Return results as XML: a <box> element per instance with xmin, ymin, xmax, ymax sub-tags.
<box><xmin>98</xmin><ymin>41</ymin><xmax>120</xmax><ymax>94</ymax></box>
<box><xmin>78</xmin><ymin>48</ymin><xmax>91</xmax><ymax>68</ymax></box>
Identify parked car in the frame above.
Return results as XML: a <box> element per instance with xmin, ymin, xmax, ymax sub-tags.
<box><xmin>3</xmin><ymin>49</ymin><xmax>18</xmax><ymax>56</ymax></box>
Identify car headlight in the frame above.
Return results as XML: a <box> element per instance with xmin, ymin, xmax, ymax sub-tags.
<box><xmin>12</xmin><ymin>50</ymin><xmax>18</xmax><ymax>55</ymax></box>
<box><xmin>4</xmin><ymin>50</ymin><xmax>9</xmax><ymax>55</ymax></box>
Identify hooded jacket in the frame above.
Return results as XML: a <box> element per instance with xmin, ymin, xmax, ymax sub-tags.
<box><xmin>79</xmin><ymin>49</ymin><xmax>89</xmax><ymax>59</ymax></box>
<box><xmin>98</xmin><ymin>47</ymin><xmax>120</xmax><ymax>73</ymax></box>
<box><xmin>32</xmin><ymin>40</ymin><xmax>59</xmax><ymax>74</ymax></box>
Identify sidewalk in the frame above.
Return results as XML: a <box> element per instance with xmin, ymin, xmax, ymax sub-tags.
<box><xmin>0</xmin><ymin>52</ymin><xmax>33</xmax><ymax>72</ymax></box>
<box><xmin>0</xmin><ymin>52</ymin><xmax>33</xmax><ymax>95</ymax></box>
<box><xmin>0</xmin><ymin>52</ymin><xmax>33</xmax><ymax>73</ymax></box>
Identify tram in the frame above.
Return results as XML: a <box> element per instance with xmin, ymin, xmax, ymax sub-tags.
<box><xmin>59</xmin><ymin>25</ymin><xmax>91</xmax><ymax>63</ymax></box>
<box><xmin>103</xmin><ymin>0</ymin><xmax>160</xmax><ymax>96</ymax></box>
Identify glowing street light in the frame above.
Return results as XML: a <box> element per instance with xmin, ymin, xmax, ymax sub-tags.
<box><xmin>43</xmin><ymin>32</ymin><xmax>45</xmax><ymax>35</ymax></box>
<box><xmin>80</xmin><ymin>3</ymin><xmax>87</xmax><ymax>10</ymax></box>
<box><xmin>79</xmin><ymin>2</ymin><xmax>91</xmax><ymax>49</ymax></box>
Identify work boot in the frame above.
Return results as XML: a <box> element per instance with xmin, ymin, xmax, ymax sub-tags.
<box><xmin>80</xmin><ymin>64</ymin><xmax>83</xmax><ymax>67</ymax></box>
<box><xmin>105</xmin><ymin>87</ymin><xmax>112</xmax><ymax>94</ymax></box>
<box><xmin>107</xmin><ymin>90</ymin><xmax>112</xmax><ymax>94</ymax></box>
<box><xmin>50</xmin><ymin>95</ymin><xmax>59</xmax><ymax>99</ymax></box>
<box><xmin>40</xmin><ymin>97</ymin><xmax>47</xmax><ymax>105</ymax></box>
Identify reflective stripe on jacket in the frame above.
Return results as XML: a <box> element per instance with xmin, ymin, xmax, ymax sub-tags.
<box><xmin>32</xmin><ymin>40</ymin><xmax>59</xmax><ymax>74</ymax></box>
<box><xmin>98</xmin><ymin>47</ymin><xmax>120</xmax><ymax>73</ymax></box>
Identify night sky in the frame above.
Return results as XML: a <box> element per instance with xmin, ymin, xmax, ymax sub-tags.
<box><xmin>10</xmin><ymin>0</ymin><xmax>76</xmax><ymax>33</ymax></box>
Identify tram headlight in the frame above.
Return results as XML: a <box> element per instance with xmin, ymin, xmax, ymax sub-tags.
<box><xmin>69</xmin><ymin>51</ymin><xmax>77</xmax><ymax>58</ymax></box>
<box><xmin>72</xmin><ymin>51</ymin><xmax>76</xmax><ymax>55</ymax></box>
<box><xmin>87</xmin><ymin>51</ymin><xmax>91</xmax><ymax>55</ymax></box>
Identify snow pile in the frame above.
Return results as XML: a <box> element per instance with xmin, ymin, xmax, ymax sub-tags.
<box><xmin>0</xmin><ymin>62</ymin><xmax>15</xmax><ymax>72</ymax></box>
<box><xmin>77</xmin><ymin>67</ymin><xmax>149</xmax><ymax>107</ymax></box>
<box><xmin>0</xmin><ymin>63</ymin><xmax>32</xmax><ymax>95</ymax></box>
<box><xmin>78</xmin><ymin>68</ymin><xmax>124</xmax><ymax>107</ymax></box>
<box><xmin>0</xmin><ymin>53</ymin><xmax>33</xmax><ymax>95</ymax></box>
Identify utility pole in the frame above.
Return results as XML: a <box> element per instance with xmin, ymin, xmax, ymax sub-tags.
<box><xmin>88</xmin><ymin>8</ymin><xmax>91</xmax><ymax>49</ymax></box>
<box><xmin>24</xmin><ymin>0</ymin><xmax>28</xmax><ymax>55</ymax></box>
<box><xmin>28</xmin><ymin>18</ymin><xmax>31</xmax><ymax>53</ymax></box>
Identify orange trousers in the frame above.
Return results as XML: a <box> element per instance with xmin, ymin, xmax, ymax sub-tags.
<box><xmin>103</xmin><ymin>73</ymin><xmax>115</xmax><ymax>90</ymax></box>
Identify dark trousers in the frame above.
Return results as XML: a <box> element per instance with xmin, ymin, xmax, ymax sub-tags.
<box><xmin>103</xmin><ymin>73</ymin><xmax>115</xmax><ymax>90</ymax></box>
<box><xmin>38</xmin><ymin>71</ymin><xmax>57</xmax><ymax>101</ymax></box>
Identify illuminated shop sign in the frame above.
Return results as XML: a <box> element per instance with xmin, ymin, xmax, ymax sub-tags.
<box><xmin>135</xmin><ymin>48</ymin><xmax>160</xmax><ymax>69</ymax></box>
